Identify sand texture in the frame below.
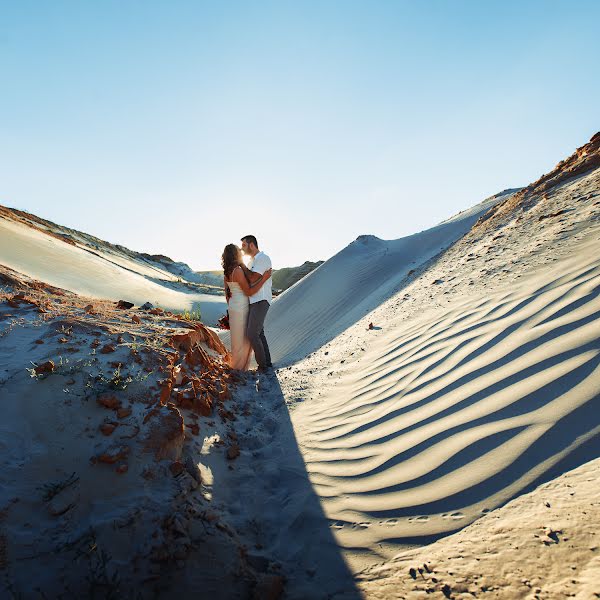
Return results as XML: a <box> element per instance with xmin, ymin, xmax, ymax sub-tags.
<box><xmin>1</xmin><ymin>133</ymin><xmax>599</xmax><ymax>597</ymax></box>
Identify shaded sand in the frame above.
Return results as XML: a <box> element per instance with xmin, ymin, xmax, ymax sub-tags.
<box><xmin>0</xmin><ymin>212</ymin><xmax>226</xmax><ymax>324</ymax></box>
<box><xmin>0</xmin><ymin>275</ymin><xmax>359</xmax><ymax>599</ymax></box>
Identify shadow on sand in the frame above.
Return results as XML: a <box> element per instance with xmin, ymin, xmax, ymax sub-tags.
<box><xmin>204</xmin><ymin>373</ymin><xmax>362</xmax><ymax>600</ymax></box>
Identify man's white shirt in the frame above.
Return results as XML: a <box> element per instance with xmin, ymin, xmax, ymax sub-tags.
<box><xmin>248</xmin><ymin>251</ymin><xmax>272</xmax><ymax>305</ymax></box>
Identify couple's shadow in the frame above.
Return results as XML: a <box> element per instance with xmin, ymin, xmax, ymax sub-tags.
<box><xmin>207</xmin><ymin>371</ymin><xmax>362</xmax><ymax>599</ymax></box>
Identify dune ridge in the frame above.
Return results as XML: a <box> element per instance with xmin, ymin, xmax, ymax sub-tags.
<box><xmin>266</xmin><ymin>190</ymin><xmax>516</xmax><ymax>365</ymax></box>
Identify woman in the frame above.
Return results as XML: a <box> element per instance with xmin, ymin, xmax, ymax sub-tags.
<box><xmin>221</xmin><ymin>244</ymin><xmax>272</xmax><ymax>370</ymax></box>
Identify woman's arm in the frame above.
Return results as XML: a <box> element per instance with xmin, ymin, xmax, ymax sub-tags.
<box><xmin>231</xmin><ymin>267</ymin><xmax>272</xmax><ymax>297</ymax></box>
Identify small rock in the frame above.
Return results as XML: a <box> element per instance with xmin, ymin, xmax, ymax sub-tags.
<box><xmin>132</xmin><ymin>314</ymin><xmax>141</xmax><ymax>324</ymax></box>
<box><xmin>116</xmin><ymin>300</ymin><xmax>134</xmax><ymax>309</ymax></box>
<box><xmin>142</xmin><ymin>403</ymin><xmax>185</xmax><ymax>461</ymax></box>
<box><xmin>97</xmin><ymin>445</ymin><xmax>129</xmax><ymax>464</ymax></box>
<box><xmin>34</xmin><ymin>360</ymin><xmax>55</xmax><ymax>375</ymax></box>
<box><xmin>368</xmin><ymin>322</ymin><xmax>374</xmax><ymax>330</ymax></box>
<box><xmin>100</xmin><ymin>422</ymin><xmax>118</xmax><ymax>436</ymax></box>
<box><xmin>97</xmin><ymin>394</ymin><xmax>122</xmax><ymax>410</ymax></box>
<box><xmin>100</xmin><ymin>344</ymin><xmax>116</xmax><ymax>354</ymax></box>
<box><xmin>84</xmin><ymin>304</ymin><xmax>95</xmax><ymax>313</ymax></box>
<box><xmin>142</xmin><ymin>467</ymin><xmax>155</xmax><ymax>480</ymax></box>
<box><xmin>140</xmin><ymin>302</ymin><xmax>154</xmax><ymax>310</ymax></box>
<box><xmin>116</xmin><ymin>463</ymin><xmax>128</xmax><ymax>474</ymax></box>
<box><xmin>116</xmin><ymin>407</ymin><xmax>132</xmax><ymax>419</ymax></box>
<box><xmin>35</xmin><ymin>339</ymin><xmax>44</xmax><ymax>345</ymax></box>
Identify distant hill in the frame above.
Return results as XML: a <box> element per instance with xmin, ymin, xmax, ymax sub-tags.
<box><xmin>272</xmin><ymin>261</ymin><xmax>324</xmax><ymax>293</ymax></box>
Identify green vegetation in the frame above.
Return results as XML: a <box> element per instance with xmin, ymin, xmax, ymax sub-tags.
<box><xmin>272</xmin><ymin>260</ymin><xmax>324</xmax><ymax>292</ymax></box>
<box><xmin>180</xmin><ymin>309</ymin><xmax>202</xmax><ymax>322</ymax></box>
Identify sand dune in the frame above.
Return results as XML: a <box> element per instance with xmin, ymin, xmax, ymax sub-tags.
<box><xmin>275</xmin><ymin>153</ymin><xmax>600</xmax><ymax>578</ymax></box>
<box><xmin>266</xmin><ymin>190</ymin><xmax>516</xmax><ymax>365</ymax></box>
<box><xmin>2</xmin><ymin>134</ymin><xmax>599</xmax><ymax>598</ymax></box>
<box><xmin>0</xmin><ymin>212</ymin><xmax>226</xmax><ymax>324</ymax></box>
<box><xmin>294</xmin><ymin>238</ymin><xmax>599</xmax><ymax>564</ymax></box>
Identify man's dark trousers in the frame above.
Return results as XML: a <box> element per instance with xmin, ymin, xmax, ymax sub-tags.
<box><xmin>247</xmin><ymin>300</ymin><xmax>272</xmax><ymax>368</ymax></box>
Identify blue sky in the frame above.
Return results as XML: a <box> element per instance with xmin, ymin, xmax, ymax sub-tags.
<box><xmin>1</xmin><ymin>1</ymin><xmax>598</xmax><ymax>269</ymax></box>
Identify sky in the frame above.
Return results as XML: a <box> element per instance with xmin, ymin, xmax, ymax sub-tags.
<box><xmin>1</xmin><ymin>1</ymin><xmax>598</xmax><ymax>270</ymax></box>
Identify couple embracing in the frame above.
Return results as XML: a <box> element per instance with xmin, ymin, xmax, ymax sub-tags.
<box><xmin>221</xmin><ymin>235</ymin><xmax>273</xmax><ymax>372</ymax></box>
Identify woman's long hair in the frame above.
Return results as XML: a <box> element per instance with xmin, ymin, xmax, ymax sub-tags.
<box><xmin>222</xmin><ymin>244</ymin><xmax>242</xmax><ymax>279</ymax></box>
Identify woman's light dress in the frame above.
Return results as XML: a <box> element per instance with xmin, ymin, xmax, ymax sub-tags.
<box><xmin>226</xmin><ymin>279</ymin><xmax>252</xmax><ymax>370</ymax></box>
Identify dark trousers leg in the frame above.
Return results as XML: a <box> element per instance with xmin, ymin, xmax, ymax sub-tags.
<box><xmin>259</xmin><ymin>328</ymin><xmax>272</xmax><ymax>367</ymax></box>
<box><xmin>246</xmin><ymin>301</ymin><xmax>270</xmax><ymax>368</ymax></box>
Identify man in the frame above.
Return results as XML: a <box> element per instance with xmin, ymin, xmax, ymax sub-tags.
<box><xmin>240</xmin><ymin>235</ymin><xmax>273</xmax><ymax>371</ymax></box>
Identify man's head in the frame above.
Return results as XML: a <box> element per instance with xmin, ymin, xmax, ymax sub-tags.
<box><xmin>241</xmin><ymin>235</ymin><xmax>259</xmax><ymax>257</ymax></box>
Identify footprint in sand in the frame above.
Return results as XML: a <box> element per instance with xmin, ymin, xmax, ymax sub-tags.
<box><xmin>408</xmin><ymin>515</ymin><xmax>430</xmax><ymax>523</ymax></box>
<box><xmin>329</xmin><ymin>521</ymin><xmax>344</xmax><ymax>530</ymax></box>
<box><xmin>383</xmin><ymin>519</ymin><xmax>398</xmax><ymax>526</ymax></box>
<box><xmin>441</xmin><ymin>512</ymin><xmax>464</xmax><ymax>520</ymax></box>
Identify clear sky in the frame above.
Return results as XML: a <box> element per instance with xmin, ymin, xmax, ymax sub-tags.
<box><xmin>1</xmin><ymin>1</ymin><xmax>598</xmax><ymax>270</ymax></box>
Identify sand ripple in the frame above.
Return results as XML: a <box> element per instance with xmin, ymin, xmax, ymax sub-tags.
<box><xmin>293</xmin><ymin>251</ymin><xmax>600</xmax><ymax>560</ymax></box>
